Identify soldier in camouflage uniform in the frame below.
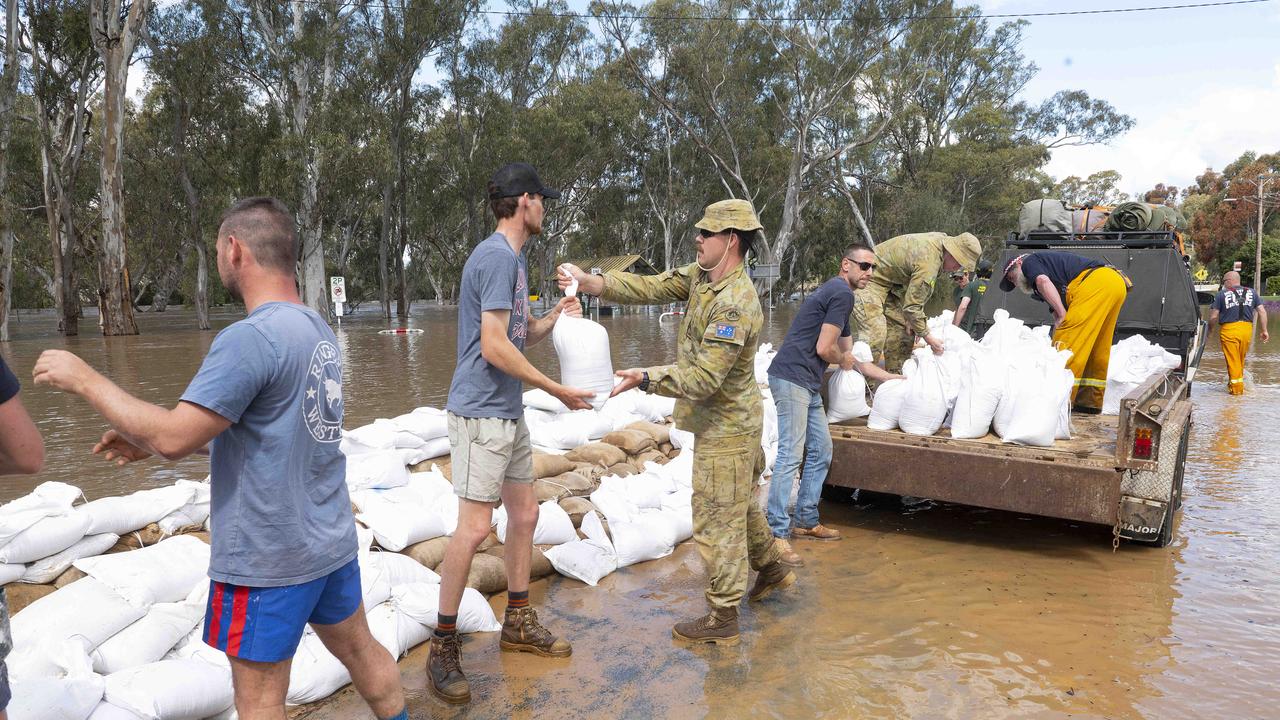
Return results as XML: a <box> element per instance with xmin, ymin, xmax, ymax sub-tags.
<box><xmin>854</xmin><ymin>231</ymin><xmax>982</xmax><ymax>372</ymax></box>
<box><xmin>560</xmin><ymin>199</ymin><xmax>796</xmax><ymax>645</ymax></box>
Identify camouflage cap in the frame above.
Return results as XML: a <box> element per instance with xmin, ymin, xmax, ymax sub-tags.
<box><xmin>694</xmin><ymin>199</ymin><xmax>764</xmax><ymax>233</ymax></box>
<box><xmin>941</xmin><ymin>232</ymin><xmax>982</xmax><ymax>272</ymax></box>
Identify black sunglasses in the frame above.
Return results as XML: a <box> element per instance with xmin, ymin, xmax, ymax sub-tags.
<box><xmin>698</xmin><ymin>229</ymin><xmax>726</xmax><ymax>238</ymax></box>
<box><xmin>844</xmin><ymin>258</ymin><xmax>876</xmax><ymax>272</ymax></box>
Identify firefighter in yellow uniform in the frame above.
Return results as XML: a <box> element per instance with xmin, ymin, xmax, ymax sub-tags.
<box><xmin>1210</xmin><ymin>271</ymin><xmax>1269</xmax><ymax>395</ymax></box>
<box><xmin>558</xmin><ymin>199</ymin><xmax>795</xmax><ymax>645</ymax></box>
<box><xmin>1000</xmin><ymin>250</ymin><xmax>1129</xmax><ymax>411</ymax></box>
<box><xmin>854</xmin><ymin>232</ymin><xmax>983</xmax><ymax>372</ymax></box>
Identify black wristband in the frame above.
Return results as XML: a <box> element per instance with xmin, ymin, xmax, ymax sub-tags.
<box><xmin>638</xmin><ymin>371</ymin><xmax>650</xmax><ymax>392</ymax></box>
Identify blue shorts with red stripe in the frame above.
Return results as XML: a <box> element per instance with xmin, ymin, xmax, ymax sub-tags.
<box><xmin>203</xmin><ymin>557</ymin><xmax>362</xmax><ymax>663</ymax></box>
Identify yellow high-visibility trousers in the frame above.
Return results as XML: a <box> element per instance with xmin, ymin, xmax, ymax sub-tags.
<box><xmin>1053</xmin><ymin>267</ymin><xmax>1127</xmax><ymax>411</ymax></box>
<box><xmin>1220</xmin><ymin>321</ymin><xmax>1253</xmax><ymax>395</ymax></box>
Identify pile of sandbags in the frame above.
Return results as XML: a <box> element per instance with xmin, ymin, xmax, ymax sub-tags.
<box><xmin>521</xmin><ymin>385</ymin><xmax>675</xmax><ymax>451</ymax></box>
<box><xmin>866</xmin><ymin>310</ymin><xmax>1075</xmax><ymax>447</ymax></box>
<box><xmin>1103</xmin><ymin>335</ymin><xmax>1181</xmax><ymax>415</ymax></box>
<box><xmin>341</xmin><ymin>407</ymin><xmax>450</xmax><ymax>466</ymax></box>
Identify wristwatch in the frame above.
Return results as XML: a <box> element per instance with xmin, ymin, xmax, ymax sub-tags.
<box><xmin>638</xmin><ymin>371</ymin><xmax>650</xmax><ymax>393</ymax></box>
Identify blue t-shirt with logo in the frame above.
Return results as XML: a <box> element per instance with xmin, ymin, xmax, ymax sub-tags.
<box><xmin>447</xmin><ymin>232</ymin><xmax>529</xmax><ymax>420</ymax></box>
<box><xmin>1212</xmin><ymin>286</ymin><xmax>1259</xmax><ymax>324</ymax></box>
<box><xmin>769</xmin><ymin>277</ymin><xmax>854</xmax><ymax>392</ymax></box>
<box><xmin>181</xmin><ymin>302</ymin><xmax>356</xmax><ymax>587</ymax></box>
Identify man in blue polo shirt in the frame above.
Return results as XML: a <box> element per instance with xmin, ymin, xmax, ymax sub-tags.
<box><xmin>765</xmin><ymin>244</ymin><xmax>901</xmax><ymax>566</ymax></box>
<box><xmin>33</xmin><ymin>198</ymin><xmax>407</xmax><ymax>720</ymax></box>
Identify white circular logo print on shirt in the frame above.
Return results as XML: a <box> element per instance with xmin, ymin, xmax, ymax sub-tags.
<box><xmin>304</xmin><ymin>340</ymin><xmax>343</xmax><ymax>443</ymax></box>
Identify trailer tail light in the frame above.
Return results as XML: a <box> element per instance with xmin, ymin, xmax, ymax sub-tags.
<box><xmin>1134</xmin><ymin>428</ymin><xmax>1154</xmax><ymax>460</ymax></box>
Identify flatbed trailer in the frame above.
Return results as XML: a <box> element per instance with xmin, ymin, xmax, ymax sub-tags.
<box><xmin>826</xmin><ymin>230</ymin><xmax>1204</xmax><ymax>547</ymax></box>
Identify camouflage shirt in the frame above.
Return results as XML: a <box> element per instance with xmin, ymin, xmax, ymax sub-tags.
<box><xmin>602</xmin><ymin>261</ymin><xmax>762</xmax><ymax>440</ymax></box>
<box><xmin>871</xmin><ymin>232</ymin><xmax>946</xmax><ymax>336</ymax></box>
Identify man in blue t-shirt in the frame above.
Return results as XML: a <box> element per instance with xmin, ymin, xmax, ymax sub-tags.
<box><xmin>33</xmin><ymin>198</ymin><xmax>408</xmax><ymax>720</ymax></box>
<box><xmin>1210</xmin><ymin>270</ymin><xmax>1270</xmax><ymax>394</ymax></box>
<box><xmin>429</xmin><ymin>163</ymin><xmax>593</xmax><ymax>706</ymax></box>
<box><xmin>0</xmin><ymin>351</ymin><xmax>46</xmax><ymax>716</ymax></box>
<box><xmin>765</xmin><ymin>244</ymin><xmax>901</xmax><ymax>566</ymax></box>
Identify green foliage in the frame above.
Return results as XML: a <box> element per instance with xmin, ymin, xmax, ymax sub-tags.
<box><xmin>1266</xmin><ymin>275</ymin><xmax>1280</xmax><ymax>297</ymax></box>
<box><xmin>1222</xmin><ymin>234</ymin><xmax>1280</xmax><ymax>289</ymax></box>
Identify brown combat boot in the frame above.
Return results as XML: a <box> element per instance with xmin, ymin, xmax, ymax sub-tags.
<box><xmin>426</xmin><ymin>633</ymin><xmax>470</xmax><ymax>705</ymax></box>
<box><xmin>775</xmin><ymin>538</ymin><xmax>804</xmax><ymax>567</ymax></box>
<box><xmin>671</xmin><ymin>607</ymin><xmax>740</xmax><ymax>645</ymax></box>
<box><xmin>749</xmin><ymin>560</ymin><xmax>797</xmax><ymax>602</ymax></box>
<box><xmin>500</xmin><ymin>607</ymin><xmax>572</xmax><ymax>657</ymax></box>
<box><xmin>792</xmin><ymin>523</ymin><xmax>842</xmax><ymax>541</ymax></box>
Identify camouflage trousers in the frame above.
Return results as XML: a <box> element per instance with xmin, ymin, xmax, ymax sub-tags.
<box><xmin>854</xmin><ymin>278</ymin><xmax>917</xmax><ymax>373</ymax></box>
<box><xmin>691</xmin><ymin>434</ymin><xmax>781</xmax><ymax>611</ymax></box>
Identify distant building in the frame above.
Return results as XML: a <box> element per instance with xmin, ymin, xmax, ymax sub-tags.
<box><xmin>560</xmin><ymin>254</ymin><xmax>661</xmax><ymax>314</ymax></box>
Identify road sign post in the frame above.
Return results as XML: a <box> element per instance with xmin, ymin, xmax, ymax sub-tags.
<box><xmin>330</xmin><ymin>276</ymin><xmax>346</xmax><ymax>326</ymax></box>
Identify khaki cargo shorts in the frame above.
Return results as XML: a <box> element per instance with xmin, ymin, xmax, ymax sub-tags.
<box><xmin>447</xmin><ymin>412</ymin><xmax>535</xmax><ymax>503</ymax></box>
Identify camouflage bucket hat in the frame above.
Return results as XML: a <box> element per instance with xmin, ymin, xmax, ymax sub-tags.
<box><xmin>942</xmin><ymin>232</ymin><xmax>982</xmax><ymax>272</ymax></box>
<box><xmin>694</xmin><ymin>199</ymin><xmax>764</xmax><ymax>233</ymax></box>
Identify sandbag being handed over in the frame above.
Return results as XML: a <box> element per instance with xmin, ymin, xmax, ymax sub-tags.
<box><xmin>552</xmin><ymin>265</ymin><xmax>614</xmax><ymax>409</ymax></box>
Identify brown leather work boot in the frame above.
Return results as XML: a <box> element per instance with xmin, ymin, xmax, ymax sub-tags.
<box><xmin>749</xmin><ymin>560</ymin><xmax>797</xmax><ymax>602</ymax></box>
<box><xmin>775</xmin><ymin>538</ymin><xmax>804</xmax><ymax>567</ymax></box>
<box><xmin>792</xmin><ymin>523</ymin><xmax>842</xmax><ymax>541</ymax></box>
<box><xmin>671</xmin><ymin>607</ymin><xmax>740</xmax><ymax>645</ymax></box>
<box><xmin>500</xmin><ymin>607</ymin><xmax>572</xmax><ymax>657</ymax></box>
<box><xmin>426</xmin><ymin>633</ymin><xmax>470</xmax><ymax>705</ymax></box>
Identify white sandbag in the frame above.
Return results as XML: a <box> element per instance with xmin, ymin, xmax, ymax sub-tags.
<box><xmin>0</xmin><ymin>562</ymin><xmax>26</xmax><ymax>584</ymax></box>
<box><xmin>867</xmin><ymin>378</ymin><xmax>909</xmax><ymax>431</ymax></box>
<box><xmin>75</xmin><ymin>535</ymin><xmax>210</xmax><ymax>606</ymax></box>
<box><xmin>86</xmin><ymin>702</ymin><xmax>146</xmax><ymax>720</ymax></box>
<box><xmin>494</xmin><ymin>500</ymin><xmax>578</xmax><ymax>546</ymax></box>
<box><xmin>8</xmin><ymin>643</ymin><xmax>105</xmax><ymax>720</ymax></box>
<box><xmin>12</xmin><ymin>578</ymin><xmax>148</xmax><ymax>678</ymax></box>
<box><xmin>418</xmin><ymin>435</ymin><xmax>451</xmax><ymax>460</ymax></box>
<box><xmin>366</xmin><ymin>550</ymin><xmax>440</xmax><ymax>587</ymax></box>
<box><xmin>754</xmin><ymin>343</ymin><xmax>776</xmax><ymax>384</ymax></box>
<box><xmin>344</xmin><ymin>450</ymin><xmax>410</xmax><ymax>491</ymax></box>
<box><xmin>523</xmin><ymin>388</ymin><xmax>567</xmax><ymax>413</ymax></box>
<box><xmin>390</xmin><ymin>407</ymin><xmax>448</xmax><ymax>441</ymax></box>
<box><xmin>286</xmin><ymin>633</ymin><xmax>350</xmax><ymax>705</ymax></box>
<box><xmin>826</xmin><ymin>369</ymin><xmax>870</xmax><ymax>422</ymax></box>
<box><xmin>0</xmin><ymin>481</ymin><xmax>83</xmax><ymax>547</ymax></box>
<box><xmin>156</xmin><ymin>480</ymin><xmax>211</xmax><ymax>535</ymax></box>
<box><xmin>552</xmin><ymin>271</ymin><xmax>615</xmax><ymax>410</ymax></box>
<box><xmin>898</xmin><ymin>350</ymin><xmax>953</xmax><ymax>437</ymax></box>
<box><xmin>528</xmin><ymin>410</ymin><xmax>614</xmax><ymax>450</ymax></box>
<box><xmin>610</xmin><ymin>509</ymin><xmax>679</xmax><ymax>567</ymax></box>
<box><xmin>950</xmin><ymin>349</ymin><xmax>1005</xmax><ymax>439</ymax></box>
<box><xmin>21</xmin><ymin>533</ymin><xmax>119</xmax><ymax>584</ymax></box>
<box><xmin>79</xmin><ymin>485</ymin><xmax>195</xmax><ymax>537</ymax></box>
<box><xmin>0</xmin><ymin>511</ymin><xmax>92</xmax><ymax>564</ymax></box>
<box><xmin>366</xmin><ymin>600</ymin><xmax>431</xmax><ymax>659</ymax></box>
<box><xmin>659</xmin><ymin>491</ymin><xmax>694</xmax><ymax>542</ymax></box>
<box><xmin>356</xmin><ymin>494</ymin><xmax>448</xmax><ymax>552</ymax></box>
<box><xmin>630</xmin><ymin>391</ymin><xmax>676</xmax><ymax>421</ymax></box>
<box><xmin>432</xmin><ymin>492</ymin><xmax>459</xmax><ymax>536</ymax></box>
<box><xmin>994</xmin><ymin>359</ymin><xmax>1074</xmax><ymax>447</ymax></box>
<box><xmin>104</xmin><ymin>657</ymin><xmax>233</xmax><ymax>719</ymax></box>
<box><xmin>1103</xmin><ymin>335</ymin><xmax>1181</xmax><ymax>415</ymax></box>
<box><xmin>389</xmin><ymin>582</ymin><xmax>502</xmax><ymax>633</ymax></box>
<box><xmin>669</xmin><ymin>427</ymin><xmax>695</xmax><ymax>450</ymax></box>
<box><xmin>543</xmin><ymin>511</ymin><xmax>617</xmax><ymax>586</ymax></box>
<box><xmin>589</xmin><ymin>484</ymin><xmax>637</xmax><ymax>525</ymax></box>
<box><xmin>91</xmin><ymin>584</ymin><xmax>206</xmax><ymax>675</ymax></box>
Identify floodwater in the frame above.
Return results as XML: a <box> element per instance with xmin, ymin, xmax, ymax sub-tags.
<box><xmin>2</xmin><ymin>302</ymin><xmax>1278</xmax><ymax>719</ymax></box>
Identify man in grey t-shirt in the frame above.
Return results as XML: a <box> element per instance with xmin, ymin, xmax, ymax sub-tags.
<box><xmin>34</xmin><ymin>198</ymin><xmax>408</xmax><ymax>720</ymax></box>
<box><xmin>428</xmin><ymin>163</ymin><xmax>594</xmax><ymax>706</ymax></box>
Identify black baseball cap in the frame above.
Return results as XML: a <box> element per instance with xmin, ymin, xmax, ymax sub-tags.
<box><xmin>488</xmin><ymin>162</ymin><xmax>560</xmax><ymax>200</ymax></box>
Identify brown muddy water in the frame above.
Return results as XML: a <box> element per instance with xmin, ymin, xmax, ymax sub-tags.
<box><xmin>2</xmin><ymin>302</ymin><xmax>1278</xmax><ymax>719</ymax></box>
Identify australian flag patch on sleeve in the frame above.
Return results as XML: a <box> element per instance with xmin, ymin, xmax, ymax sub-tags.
<box><xmin>715</xmin><ymin>323</ymin><xmax>736</xmax><ymax>339</ymax></box>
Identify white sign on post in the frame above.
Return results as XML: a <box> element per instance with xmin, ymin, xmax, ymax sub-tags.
<box><xmin>330</xmin><ymin>276</ymin><xmax>346</xmax><ymax>304</ymax></box>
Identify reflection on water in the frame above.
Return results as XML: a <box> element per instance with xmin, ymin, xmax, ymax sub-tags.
<box><xmin>1</xmin><ymin>303</ymin><xmax>1277</xmax><ymax>718</ymax></box>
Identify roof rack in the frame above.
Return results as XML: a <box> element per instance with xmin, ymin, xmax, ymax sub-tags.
<box><xmin>1006</xmin><ymin>230</ymin><xmax>1180</xmax><ymax>249</ymax></box>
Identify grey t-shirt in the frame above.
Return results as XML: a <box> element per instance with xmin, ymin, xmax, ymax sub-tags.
<box><xmin>181</xmin><ymin>302</ymin><xmax>357</xmax><ymax>587</ymax></box>
<box><xmin>446</xmin><ymin>232</ymin><xmax>529</xmax><ymax>420</ymax></box>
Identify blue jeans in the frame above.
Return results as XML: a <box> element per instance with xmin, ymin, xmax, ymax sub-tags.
<box><xmin>766</xmin><ymin>375</ymin><xmax>833</xmax><ymax>538</ymax></box>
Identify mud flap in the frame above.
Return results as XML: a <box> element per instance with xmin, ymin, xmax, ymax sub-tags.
<box><xmin>1118</xmin><ymin>495</ymin><xmax>1167</xmax><ymax>542</ymax></box>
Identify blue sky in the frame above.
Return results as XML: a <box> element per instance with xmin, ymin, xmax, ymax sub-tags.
<box><xmin>979</xmin><ymin>0</ymin><xmax>1280</xmax><ymax>194</ymax></box>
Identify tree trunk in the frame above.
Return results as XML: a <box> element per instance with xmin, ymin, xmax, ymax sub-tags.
<box><xmin>377</xmin><ymin>173</ymin><xmax>393</xmax><ymax>319</ymax></box>
<box><xmin>42</xmin><ymin>152</ymin><xmax>77</xmax><ymax>336</ymax></box>
<box><xmin>0</xmin><ymin>0</ymin><xmax>16</xmax><ymax>341</ymax></box>
<box><xmin>90</xmin><ymin>0</ymin><xmax>149</xmax><ymax>336</ymax></box>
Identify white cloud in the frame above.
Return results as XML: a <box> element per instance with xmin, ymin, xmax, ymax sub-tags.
<box><xmin>1045</xmin><ymin>63</ymin><xmax>1280</xmax><ymax>193</ymax></box>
